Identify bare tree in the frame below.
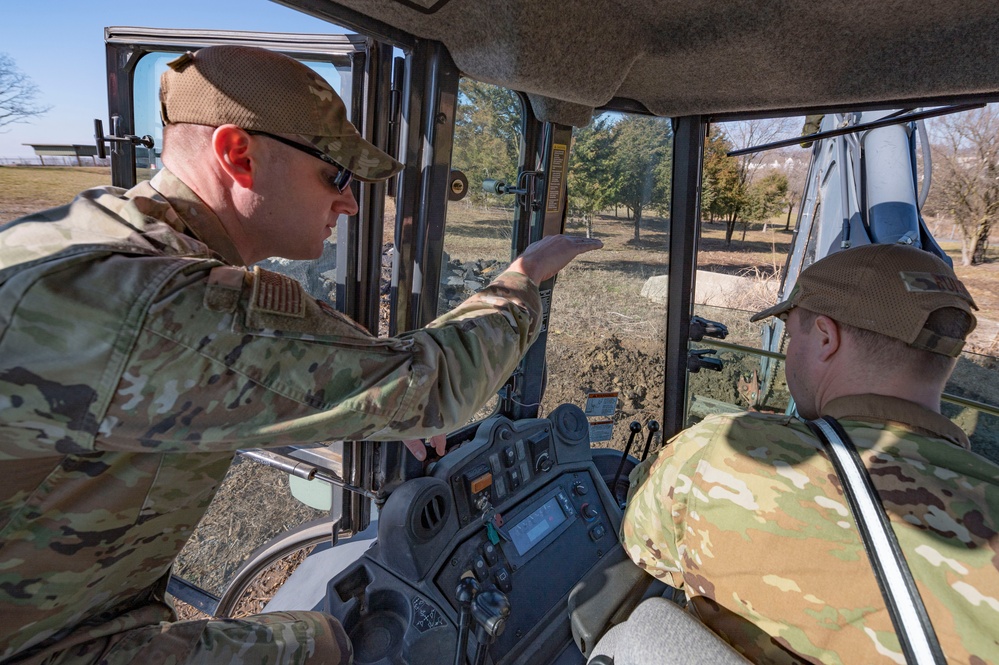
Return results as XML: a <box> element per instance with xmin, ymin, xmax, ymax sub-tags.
<box><xmin>931</xmin><ymin>106</ymin><xmax>999</xmax><ymax>265</ymax></box>
<box><xmin>781</xmin><ymin>149</ymin><xmax>809</xmax><ymax>231</ymax></box>
<box><xmin>715</xmin><ymin>117</ymin><xmax>797</xmax><ymax>243</ymax></box>
<box><xmin>0</xmin><ymin>53</ymin><xmax>50</xmax><ymax>130</ymax></box>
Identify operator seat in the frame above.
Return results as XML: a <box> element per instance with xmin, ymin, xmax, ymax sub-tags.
<box><xmin>587</xmin><ymin>597</ymin><xmax>750</xmax><ymax>665</ymax></box>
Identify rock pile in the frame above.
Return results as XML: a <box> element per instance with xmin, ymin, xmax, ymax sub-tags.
<box><xmin>438</xmin><ymin>255</ymin><xmax>507</xmax><ymax>311</ymax></box>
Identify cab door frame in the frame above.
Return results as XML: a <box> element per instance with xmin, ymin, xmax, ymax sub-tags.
<box><xmin>104</xmin><ymin>27</ymin><xmax>368</xmax><ymax>188</ymax></box>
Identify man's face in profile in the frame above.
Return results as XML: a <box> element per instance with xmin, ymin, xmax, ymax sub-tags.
<box><xmin>783</xmin><ymin>307</ymin><xmax>821</xmax><ymax>420</ymax></box>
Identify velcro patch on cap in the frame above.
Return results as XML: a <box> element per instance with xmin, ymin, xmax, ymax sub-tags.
<box><xmin>251</xmin><ymin>267</ymin><xmax>305</xmax><ymax>318</ymax></box>
<box><xmin>900</xmin><ymin>271</ymin><xmax>975</xmax><ymax>304</ymax></box>
<box><xmin>167</xmin><ymin>51</ymin><xmax>195</xmax><ymax>72</ymax></box>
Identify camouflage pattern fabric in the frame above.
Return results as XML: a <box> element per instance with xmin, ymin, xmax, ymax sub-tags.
<box><xmin>621</xmin><ymin>394</ymin><xmax>999</xmax><ymax>664</ymax></box>
<box><xmin>12</xmin><ymin>607</ymin><xmax>351</xmax><ymax>665</ymax></box>
<box><xmin>0</xmin><ymin>169</ymin><xmax>542</xmax><ymax>662</ymax></box>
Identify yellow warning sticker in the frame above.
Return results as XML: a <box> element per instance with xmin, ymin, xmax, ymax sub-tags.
<box><xmin>546</xmin><ymin>143</ymin><xmax>568</xmax><ymax>213</ymax></box>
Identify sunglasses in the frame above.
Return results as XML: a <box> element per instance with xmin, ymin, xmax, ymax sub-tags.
<box><xmin>246</xmin><ymin>130</ymin><xmax>354</xmax><ymax>193</ymax></box>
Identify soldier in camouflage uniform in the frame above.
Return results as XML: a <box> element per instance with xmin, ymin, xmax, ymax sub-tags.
<box><xmin>620</xmin><ymin>244</ymin><xmax>999</xmax><ymax>664</ymax></box>
<box><xmin>0</xmin><ymin>46</ymin><xmax>601</xmax><ymax>664</ymax></box>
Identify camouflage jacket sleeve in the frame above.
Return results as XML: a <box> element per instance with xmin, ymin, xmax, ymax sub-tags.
<box><xmin>2</xmin><ymin>259</ymin><xmax>541</xmax><ymax>457</ymax></box>
<box><xmin>99</xmin><ymin>264</ymin><xmax>541</xmax><ymax>451</ymax></box>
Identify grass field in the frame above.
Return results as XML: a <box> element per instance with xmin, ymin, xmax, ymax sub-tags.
<box><xmin>0</xmin><ymin>166</ymin><xmax>111</xmax><ymax>223</ymax></box>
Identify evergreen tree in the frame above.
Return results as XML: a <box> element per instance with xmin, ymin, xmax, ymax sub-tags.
<box><xmin>701</xmin><ymin>126</ymin><xmax>741</xmax><ymax>224</ymax></box>
<box><xmin>451</xmin><ymin>80</ymin><xmax>522</xmax><ymax>205</ymax></box>
<box><xmin>567</xmin><ymin>115</ymin><xmax>617</xmax><ymax>237</ymax></box>
<box><xmin>607</xmin><ymin>116</ymin><xmax>673</xmax><ymax>241</ymax></box>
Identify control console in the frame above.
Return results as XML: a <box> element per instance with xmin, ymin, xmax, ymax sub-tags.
<box><xmin>323</xmin><ymin>404</ymin><xmax>624</xmax><ymax>665</ymax></box>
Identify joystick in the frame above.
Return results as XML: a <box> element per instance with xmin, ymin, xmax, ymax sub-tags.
<box><xmin>470</xmin><ymin>589</ymin><xmax>511</xmax><ymax>665</ymax></box>
<box><xmin>453</xmin><ymin>577</ymin><xmax>480</xmax><ymax>665</ymax></box>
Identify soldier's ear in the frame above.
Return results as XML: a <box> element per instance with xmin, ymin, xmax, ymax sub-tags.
<box><xmin>813</xmin><ymin>315</ymin><xmax>841</xmax><ymax>362</ymax></box>
<box><xmin>212</xmin><ymin>125</ymin><xmax>255</xmax><ymax>189</ymax></box>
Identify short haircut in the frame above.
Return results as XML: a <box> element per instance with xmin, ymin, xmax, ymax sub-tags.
<box><xmin>161</xmin><ymin>123</ymin><xmax>213</xmax><ymax>162</ymax></box>
<box><xmin>799</xmin><ymin>307</ymin><xmax>972</xmax><ymax>377</ymax></box>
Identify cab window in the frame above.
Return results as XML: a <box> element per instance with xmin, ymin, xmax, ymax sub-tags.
<box><xmin>542</xmin><ymin>112</ymin><xmax>672</xmax><ymax>453</ymax></box>
<box><xmin>437</xmin><ymin>78</ymin><xmax>521</xmax><ymax>318</ymax></box>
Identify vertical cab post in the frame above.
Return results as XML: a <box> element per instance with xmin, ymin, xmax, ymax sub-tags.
<box><xmin>390</xmin><ymin>40</ymin><xmax>460</xmax><ymax>334</ymax></box>
<box><xmin>662</xmin><ymin>116</ymin><xmax>706</xmax><ymax>439</ymax></box>
<box><xmin>508</xmin><ymin>121</ymin><xmax>573</xmax><ymax>421</ymax></box>
<box><xmin>104</xmin><ymin>34</ymin><xmax>141</xmax><ymax>189</ymax></box>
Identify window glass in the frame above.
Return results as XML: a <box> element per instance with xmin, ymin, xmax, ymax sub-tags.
<box><xmin>542</xmin><ymin>112</ymin><xmax>672</xmax><ymax>455</ymax></box>
<box><xmin>687</xmin><ymin>118</ymin><xmax>801</xmax><ymax>426</ymax></box>
<box><xmin>704</xmin><ymin>112</ymin><xmax>999</xmax><ymax>464</ymax></box>
<box><xmin>435</xmin><ymin>79</ymin><xmax>522</xmax><ymax>420</ymax></box>
<box><xmin>437</xmin><ymin>79</ymin><xmax>521</xmax><ymax>318</ymax></box>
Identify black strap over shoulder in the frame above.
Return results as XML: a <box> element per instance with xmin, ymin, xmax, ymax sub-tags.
<box><xmin>807</xmin><ymin>416</ymin><xmax>946</xmax><ymax>665</ymax></box>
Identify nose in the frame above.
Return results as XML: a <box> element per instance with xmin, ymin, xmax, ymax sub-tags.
<box><xmin>335</xmin><ymin>186</ymin><xmax>359</xmax><ymax>216</ymax></box>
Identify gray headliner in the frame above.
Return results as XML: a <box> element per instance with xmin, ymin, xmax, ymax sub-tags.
<box><xmin>281</xmin><ymin>0</ymin><xmax>999</xmax><ymax>126</ymax></box>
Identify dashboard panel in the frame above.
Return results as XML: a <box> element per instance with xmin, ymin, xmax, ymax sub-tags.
<box><xmin>324</xmin><ymin>404</ymin><xmax>624</xmax><ymax>665</ymax></box>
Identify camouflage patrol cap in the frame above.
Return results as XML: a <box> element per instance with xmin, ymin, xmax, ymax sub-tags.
<box><xmin>751</xmin><ymin>244</ymin><xmax>978</xmax><ymax>357</ymax></box>
<box><xmin>159</xmin><ymin>45</ymin><xmax>402</xmax><ymax>182</ymax></box>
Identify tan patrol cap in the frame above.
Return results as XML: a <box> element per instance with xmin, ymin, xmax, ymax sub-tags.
<box><xmin>160</xmin><ymin>45</ymin><xmax>402</xmax><ymax>182</ymax></box>
<box><xmin>751</xmin><ymin>244</ymin><xmax>978</xmax><ymax>357</ymax></box>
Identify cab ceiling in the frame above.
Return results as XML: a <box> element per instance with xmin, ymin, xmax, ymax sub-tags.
<box><xmin>281</xmin><ymin>0</ymin><xmax>999</xmax><ymax>127</ymax></box>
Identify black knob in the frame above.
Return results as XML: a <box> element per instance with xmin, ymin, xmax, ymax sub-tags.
<box><xmin>456</xmin><ymin>577</ymin><xmax>480</xmax><ymax>606</ymax></box>
<box><xmin>472</xmin><ymin>589</ymin><xmax>511</xmax><ymax>639</ymax></box>
<box><xmin>629</xmin><ymin>421</ymin><xmax>642</xmax><ymax>434</ymax></box>
<box><xmin>581</xmin><ymin>503</ymin><xmax>598</xmax><ymax>520</ymax></box>
<box><xmin>573</xmin><ymin>481</ymin><xmax>588</xmax><ymax>496</ymax></box>
<box><xmin>640</xmin><ymin>420</ymin><xmax>660</xmax><ymax>462</ymax></box>
<box><xmin>454</xmin><ymin>577</ymin><xmax>480</xmax><ymax>665</ymax></box>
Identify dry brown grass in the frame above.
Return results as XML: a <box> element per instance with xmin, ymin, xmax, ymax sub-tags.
<box><xmin>0</xmin><ymin>166</ymin><xmax>111</xmax><ymax>223</ymax></box>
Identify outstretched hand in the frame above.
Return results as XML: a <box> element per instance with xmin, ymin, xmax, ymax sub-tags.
<box><xmin>403</xmin><ymin>433</ymin><xmax>447</xmax><ymax>461</ymax></box>
<box><xmin>508</xmin><ymin>234</ymin><xmax>603</xmax><ymax>284</ymax></box>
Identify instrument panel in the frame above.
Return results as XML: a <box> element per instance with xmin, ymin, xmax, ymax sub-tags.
<box><xmin>324</xmin><ymin>404</ymin><xmax>624</xmax><ymax>665</ymax></box>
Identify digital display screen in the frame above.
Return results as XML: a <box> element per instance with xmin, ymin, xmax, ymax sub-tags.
<box><xmin>508</xmin><ymin>497</ymin><xmax>567</xmax><ymax>556</ymax></box>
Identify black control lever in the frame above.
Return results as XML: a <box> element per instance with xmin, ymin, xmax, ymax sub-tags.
<box><xmin>453</xmin><ymin>577</ymin><xmax>480</xmax><ymax>665</ymax></box>
<box><xmin>639</xmin><ymin>420</ymin><xmax>660</xmax><ymax>462</ymax></box>
<box><xmin>687</xmin><ymin>349</ymin><xmax>724</xmax><ymax>373</ymax></box>
<box><xmin>470</xmin><ymin>589</ymin><xmax>511</xmax><ymax>665</ymax></box>
<box><xmin>611</xmin><ymin>421</ymin><xmax>643</xmax><ymax>506</ymax></box>
<box><xmin>689</xmin><ymin>316</ymin><xmax>729</xmax><ymax>341</ymax></box>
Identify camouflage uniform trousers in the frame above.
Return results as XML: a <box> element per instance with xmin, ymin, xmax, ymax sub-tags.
<box><xmin>11</xmin><ymin>610</ymin><xmax>351</xmax><ymax>665</ymax></box>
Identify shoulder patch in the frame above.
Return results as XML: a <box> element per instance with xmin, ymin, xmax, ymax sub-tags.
<box><xmin>204</xmin><ymin>265</ymin><xmax>246</xmax><ymax>312</ymax></box>
<box><xmin>250</xmin><ymin>266</ymin><xmax>305</xmax><ymax>318</ymax></box>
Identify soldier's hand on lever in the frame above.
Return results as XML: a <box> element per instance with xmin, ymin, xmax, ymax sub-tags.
<box><xmin>404</xmin><ymin>434</ymin><xmax>447</xmax><ymax>461</ymax></box>
<box><xmin>509</xmin><ymin>234</ymin><xmax>603</xmax><ymax>284</ymax></box>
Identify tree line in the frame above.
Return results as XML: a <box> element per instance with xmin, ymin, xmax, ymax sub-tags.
<box><xmin>452</xmin><ymin>79</ymin><xmax>790</xmax><ymax>245</ymax></box>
